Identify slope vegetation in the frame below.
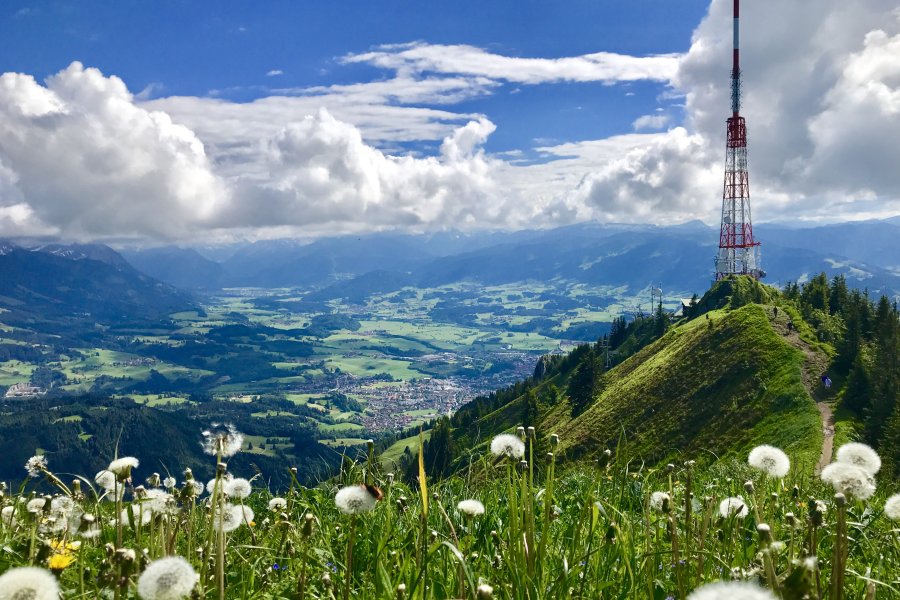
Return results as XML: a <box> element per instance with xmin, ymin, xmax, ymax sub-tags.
<box><xmin>545</xmin><ymin>303</ymin><xmax>821</xmax><ymax>465</ymax></box>
<box><xmin>449</xmin><ymin>282</ymin><xmax>824</xmax><ymax>471</ymax></box>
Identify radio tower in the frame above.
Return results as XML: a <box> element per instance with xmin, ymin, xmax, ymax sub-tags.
<box><xmin>715</xmin><ymin>0</ymin><xmax>764</xmax><ymax>280</ymax></box>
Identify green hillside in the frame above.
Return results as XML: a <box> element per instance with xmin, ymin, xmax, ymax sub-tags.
<box><xmin>438</xmin><ymin>277</ymin><xmax>825</xmax><ymax>473</ymax></box>
<box><xmin>544</xmin><ymin>303</ymin><xmax>821</xmax><ymax>465</ymax></box>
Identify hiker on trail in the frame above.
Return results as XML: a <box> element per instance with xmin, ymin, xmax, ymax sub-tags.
<box><xmin>787</xmin><ymin>320</ymin><xmax>794</xmax><ymax>332</ymax></box>
<box><xmin>823</xmin><ymin>375</ymin><xmax>832</xmax><ymax>389</ymax></box>
<box><xmin>773</xmin><ymin>306</ymin><xmax>778</xmax><ymax>318</ymax></box>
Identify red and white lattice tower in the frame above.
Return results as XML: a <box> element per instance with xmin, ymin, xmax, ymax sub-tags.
<box><xmin>715</xmin><ymin>0</ymin><xmax>764</xmax><ymax>280</ymax></box>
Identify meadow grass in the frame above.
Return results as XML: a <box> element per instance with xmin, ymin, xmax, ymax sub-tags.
<box><xmin>3</xmin><ymin>427</ymin><xmax>898</xmax><ymax>600</ymax></box>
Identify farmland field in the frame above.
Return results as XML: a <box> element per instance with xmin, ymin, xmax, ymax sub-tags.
<box><xmin>0</xmin><ymin>280</ymin><xmax>678</xmax><ymax>446</ymax></box>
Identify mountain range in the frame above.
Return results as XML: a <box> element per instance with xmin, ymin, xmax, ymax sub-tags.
<box><xmin>2</xmin><ymin>219</ymin><xmax>898</xmax><ymax>335</ymax></box>
<box><xmin>120</xmin><ymin>219</ymin><xmax>900</xmax><ymax>299</ymax></box>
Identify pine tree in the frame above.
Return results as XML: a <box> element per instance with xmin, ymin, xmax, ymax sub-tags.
<box><xmin>867</xmin><ymin>298</ymin><xmax>900</xmax><ymax>443</ymax></box>
<box><xmin>568</xmin><ymin>351</ymin><xmax>598</xmax><ymax>417</ymax></box>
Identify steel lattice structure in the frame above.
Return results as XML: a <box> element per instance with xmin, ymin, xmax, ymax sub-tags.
<box><xmin>715</xmin><ymin>0</ymin><xmax>764</xmax><ymax>280</ymax></box>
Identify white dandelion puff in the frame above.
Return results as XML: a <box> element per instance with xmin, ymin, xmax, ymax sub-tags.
<box><xmin>78</xmin><ymin>522</ymin><xmax>102</xmax><ymax>539</ymax></box>
<box><xmin>137</xmin><ymin>555</ymin><xmax>199</xmax><ymax>600</ymax></box>
<box><xmin>108</xmin><ymin>456</ymin><xmax>140</xmax><ymax>478</ymax></box>
<box><xmin>268</xmin><ymin>497</ymin><xmax>287</xmax><ymax>511</ymax></box>
<box><xmin>50</xmin><ymin>496</ymin><xmax>76</xmax><ymax>516</ymax></box>
<box><xmin>335</xmin><ymin>486</ymin><xmax>378</xmax><ymax>515</ymax></box>
<box><xmin>490</xmin><ymin>434</ymin><xmax>525</xmax><ymax>460</ymax></box>
<box><xmin>224</xmin><ymin>478</ymin><xmax>252</xmax><ymax>500</ymax></box>
<box><xmin>650</xmin><ymin>491</ymin><xmax>671</xmax><ymax>512</ymax></box>
<box><xmin>883</xmin><ymin>494</ymin><xmax>900</xmax><ymax>521</ymax></box>
<box><xmin>95</xmin><ymin>470</ymin><xmax>117</xmax><ymax>491</ymax></box>
<box><xmin>206</xmin><ymin>473</ymin><xmax>233</xmax><ymax>495</ymax></box>
<box><xmin>820</xmin><ymin>462</ymin><xmax>876</xmax><ymax>500</ymax></box>
<box><xmin>26</xmin><ymin>498</ymin><xmax>47</xmax><ymax>513</ymax></box>
<box><xmin>213</xmin><ymin>504</ymin><xmax>247</xmax><ymax>533</ymax></box>
<box><xmin>24</xmin><ymin>455</ymin><xmax>48</xmax><ymax>478</ymax></box>
<box><xmin>687</xmin><ymin>580</ymin><xmax>778</xmax><ymax>600</ymax></box>
<box><xmin>144</xmin><ymin>489</ymin><xmax>177</xmax><ymax>515</ymax></box>
<box><xmin>835</xmin><ymin>443</ymin><xmax>881</xmax><ymax>476</ymax></box>
<box><xmin>122</xmin><ymin>504</ymin><xmax>154</xmax><ymax>527</ymax></box>
<box><xmin>201</xmin><ymin>423</ymin><xmax>244</xmax><ymax>458</ymax></box>
<box><xmin>163</xmin><ymin>477</ymin><xmax>176</xmax><ymax>489</ymax></box>
<box><xmin>748</xmin><ymin>445</ymin><xmax>791</xmax><ymax>478</ymax></box>
<box><xmin>0</xmin><ymin>566</ymin><xmax>60</xmax><ymax>600</ymax></box>
<box><xmin>457</xmin><ymin>499</ymin><xmax>485</xmax><ymax>517</ymax></box>
<box><xmin>718</xmin><ymin>497</ymin><xmax>749</xmax><ymax>519</ymax></box>
<box><xmin>184</xmin><ymin>480</ymin><xmax>204</xmax><ymax>497</ymax></box>
<box><xmin>1</xmin><ymin>505</ymin><xmax>17</xmax><ymax>528</ymax></box>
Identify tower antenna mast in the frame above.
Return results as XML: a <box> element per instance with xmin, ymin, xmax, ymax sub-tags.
<box><xmin>715</xmin><ymin>0</ymin><xmax>764</xmax><ymax>280</ymax></box>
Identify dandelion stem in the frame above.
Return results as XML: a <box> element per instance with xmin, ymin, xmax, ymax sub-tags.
<box><xmin>343</xmin><ymin>514</ymin><xmax>357</xmax><ymax>600</ymax></box>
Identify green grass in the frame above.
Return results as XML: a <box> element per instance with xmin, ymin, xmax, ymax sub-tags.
<box><xmin>380</xmin><ymin>430</ymin><xmax>431</xmax><ymax>467</ymax></box>
<box><xmin>8</xmin><ymin>439</ymin><xmax>899</xmax><ymax>600</ymax></box>
<box><xmin>323</xmin><ymin>356</ymin><xmax>425</xmax><ymax>381</ymax></box>
<box><xmin>318</xmin><ymin>422</ymin><xmax>365</xmax><ymax>433</ymax></box>
<box><xmin>460</xmin><ymin>303</ymin><xmax>823</xmax><ymax>472</ymax></box>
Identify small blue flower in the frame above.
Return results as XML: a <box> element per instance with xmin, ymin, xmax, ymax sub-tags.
<box><xmin>272</xmin><ymin>563</ymin><xmax>280</xmax><ymax>570</ymax></box>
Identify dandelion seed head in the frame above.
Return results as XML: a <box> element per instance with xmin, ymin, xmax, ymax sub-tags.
<box><xmin>214</xmin><ymin>504</ymin><xmax>246</xmax><ymax>533</ymax></box>
<box><xmin>747</xmin><ymin>445</ymin><xmax>790</xmax><ymax>478</ymax></box>
<box><xmin>122</xmin><ymin>504</ymin><xmax>154</xmax><ymax>527</ymax></box>
<box><xmin>490</xmin><ymin>434</ymin><xmax>525</xmax><ymax>460</ymax></box>
<box><xmin>50</xmin><ymin>496</ymin><xmax>75</xmax><ymax>516</ymax></box>
<box><xmin>163</xmin><ymin>477</ymin><xmax>176</xmax><ymax>489</ymax></box>
<box><xmin>0</xmin><ymin>566</ymin><xmax>60</xmax><ymax>600</ymax></box>
<box><xmin>95</xmin><ymin>470</ymin><xmax>117</xmax><ymax>491</ymax></box>
<box><xmin>185</xmin><ymin>481</ymin><xmax>204</xmax><ymax>497</ymax></box>
<box><xmin>687</xmin><ymin>581</ymin><xmax>778</xmax><ymax>600</ymax></box>
<box><xmin>335</xmin><ymin>485</ymin><xmax>378</xmax><ymax>515</ymax></box>
<box><xmin>457</xmin><ymin>499</ymin><xmax>485</xmax><ymax>517</ymax></box>
<box><xmin>718</xmin><ymin>496</ymin><xmax>749</xmax><ymax>519</ymax></box>
<box><xmin>137</xmin><ymin>555</ymin><xmax>199</xmax><ymax>600</ymax></box>
<box><xmin>820</xmin><ymin>462</ymin><xmax>876</xmax><ymax>500</ymax></box>
<box><xmin>224</xmin><ymin>478</ymin><xmax>252</xmax><ymax>500</ymax></box>
<box><xmin>26</xmin><ymin>498</ymin><xmax>46</xmax><ymax>513</ymax></box>
<box><xmin>650</xmin><ymin>492</ymin><xmax>671</xmax><ymax>512</ymax></box>
<box><xmin>108</xmin><ymin>456</ymin><xmax>140</xmax><ymax>477</ymax></box>
<box><xmin>206</xmin><ymin>473</ymin><xmax>233</xmax><ymax>495</ymax></box>
<box><xmin>144</xmin><ymin>489</ymin><xmax>177</xmax><ymax>515</ymax></box>
<box><xmin>835</xmin><ymin>442</ymin><xmax>881</xmax><ymax>475</ymax></box>
<box><xmin>24</xmin><ymin>455</ymin><xmax>48</xmax><ymax>478</ymax></box>
<box><xmin>883</xmin><ymin>493</ymin><xmax>900</xmax><ymax>521</ymax></box>
<box><xmin>201</xmin><ymin>423</ymin><xmax>244</xmax><ymax>458</ymax></box>
<box><xmin>268</xmin><ymin>497</ymin><xmax>287</xmax><ymax>511</ymax></box>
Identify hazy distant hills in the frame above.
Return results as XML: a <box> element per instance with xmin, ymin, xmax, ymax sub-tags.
<box><xmin>120</xmin><ymin>219</ymin><xmax>900</xmax><ymax>299</ymax></box>
<box><xmin>0</xmin><ymin>241</ymin><xmax>193</xmax><ymax>332</ymax></box>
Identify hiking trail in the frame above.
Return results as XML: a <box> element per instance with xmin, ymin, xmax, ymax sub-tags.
<box><xmin>768</xmin><ymin>307</ymin><xmax>834</xmax><ymax>473</ymax></box>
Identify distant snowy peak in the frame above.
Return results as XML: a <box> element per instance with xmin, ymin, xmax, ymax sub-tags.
<box><xmin>28</xmin><ymin>243</ymin><xmax>130</xmax><ymax>268</ymax></box>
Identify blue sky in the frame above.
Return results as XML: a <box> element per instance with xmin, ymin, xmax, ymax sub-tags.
<box><xmin>2</xmin><ymin>1</ymin><xmax>706</xmax><ymax>153</ymax></box>
<box><xmin>0</xmin><ymin>0</ymin><xmax>898</xmax><ymax>241</ymax></box>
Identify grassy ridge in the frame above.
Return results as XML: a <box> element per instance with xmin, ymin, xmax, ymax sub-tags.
<box><xmin>453</xmin><ymin>298</ymin><xmax>822</xmax><ymax>472</ymax></box>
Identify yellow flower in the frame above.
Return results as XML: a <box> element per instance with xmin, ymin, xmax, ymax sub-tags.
<box><xmin>48</xmin><ymin>552</ymin><xmax>76</xmax><ymax>570</ymax></box>
<box><xmin>50</xmin><ymin>539</ymin><xmax>81</xmax><ymax>552</ymax></box>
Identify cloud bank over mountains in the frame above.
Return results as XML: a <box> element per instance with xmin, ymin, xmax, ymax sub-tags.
<box><xmin>0</xmin><ymin>0</ymin><xmax>899</xmax><ymax>241</ymax></box>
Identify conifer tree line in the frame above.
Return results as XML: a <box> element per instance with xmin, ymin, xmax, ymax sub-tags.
<box><xmin>408</xmin><ymin>274</ymin><xmax>900</xmax><ymax>480</ymax></box>
<box><xmin>784</xmin><ymin>274</ymin><xmax>900</xmax><ymax>475</ymax></box>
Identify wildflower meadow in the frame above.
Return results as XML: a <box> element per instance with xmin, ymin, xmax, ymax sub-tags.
<box><xmin>1</xmin><ymin>425</ymin><xmax>899</xmax><ymax>599</ymax></box>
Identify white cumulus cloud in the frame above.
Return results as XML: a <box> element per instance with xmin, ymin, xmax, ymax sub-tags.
<box><xmin>0</xmin><ymin>62</ymin><xmax>228</xmax><ymax>239</ymax></box>
<box><xmin>343</xmin><ymin>42</ymin><xmax>681</xmax><ymax>84</ymax></box>
<box><xmin>215</xmin><ymin>109</ymin><xmax>505</xmax><ymax>234</ymax></box>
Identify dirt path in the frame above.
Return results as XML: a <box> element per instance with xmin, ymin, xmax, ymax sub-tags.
<box><xmin>766</xmin><ymin>308</ymin><xmax>834</xmax><ymax>473</ymax></box>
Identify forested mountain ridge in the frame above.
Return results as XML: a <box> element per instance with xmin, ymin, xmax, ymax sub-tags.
<box><xmin>412</xmin><ymin>275</ymin><xmax>900</xmax><ymax>480</ymax></box>
<box><xmin>0</xmin><ymin>241</ymin><xmax>193</xmax><ymax>329</ymax></box>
